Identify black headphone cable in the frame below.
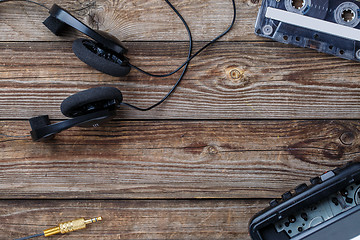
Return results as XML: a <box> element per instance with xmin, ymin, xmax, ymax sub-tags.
<box><xmin>14</xmin><ymin>233</ymin><xmax>44</xmax><ymax>240</ymax></box>
<box><xmin>129</xmin><ymin>0</ymin><xmax>237</xmax><ymax>78</ymax></box>
<box><xmin>0</xmin><ymin>0</ymin><xmax>49</xmax><ymax>10</ymax></box>
<box><xmin>123</xmin><ymin>0</ymin><xmax>236</xmax><ymax>111</ymax></box>
<box><xmin>121</xmin><ymin>0</ymin><xmax>193</xmax><ymax>111</ymax></box>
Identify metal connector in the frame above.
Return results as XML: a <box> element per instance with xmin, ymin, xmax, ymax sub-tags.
<box><xmin>43</xmin><ymin>217</ymin><xmax>102</xmax><ymax>237</ymax></box>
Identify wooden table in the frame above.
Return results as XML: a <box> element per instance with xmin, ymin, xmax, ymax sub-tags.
<box><xmin>1</xmin><ymin>0</ymin><xmax>359</xmax><ymax>239</ymax></box>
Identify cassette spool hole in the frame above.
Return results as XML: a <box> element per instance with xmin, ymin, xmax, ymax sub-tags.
<box><xmin>291</xmin><ymin>0</ymin><xmax>305</xmax><ymax>9</ymax></box>
<box><xmin>342</xmin><ymin>9</ymin><xmax>355</xmax><ymax>22</ymax></box>
<box><xmin>334</xmin><ymin>2</ymin><xmax>360</xmax><ymax>27</ymax></box>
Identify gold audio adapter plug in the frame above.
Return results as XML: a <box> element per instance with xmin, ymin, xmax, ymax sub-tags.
<box><xmin>14</xmin><ymin>217</ymin><xmax>102</xmax><ymax>240</ymax></box>
<box><xmin>44</xmin><ymin>217</ymin><xmax>103</xmax><ymax>237</ymax></box>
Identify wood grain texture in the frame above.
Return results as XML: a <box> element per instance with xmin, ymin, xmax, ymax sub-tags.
<box><xmin>2</xmin><ymin>199</ymin><xmax>266</xmax><ymax>240</ymax></box>
<box><xmin>0</xmin><ymin>0</ymin><xmax>253</xmax><ymax>42</ymax></box>
<box><xmin>1</xmin><ymin>42</ymin><xmax>359</xmax><ymax>120</ymax></box>
<box><xmin>1</xmin><ymin>120</ymin><xmax>359</xmax><ymax>199</ymax></box>
<box><xmin>1</xmin><ymin>0</ymin><xmax>360</xmax><ymax>238</ymax></box>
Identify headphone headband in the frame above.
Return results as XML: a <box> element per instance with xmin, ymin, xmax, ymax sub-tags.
<box><xmin>29</xmin><ymin>109</ymin><xmax>117</xmax><ymax>141</ymax></box>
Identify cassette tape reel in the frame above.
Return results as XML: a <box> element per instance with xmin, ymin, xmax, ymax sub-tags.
<box><xmin>255</xmin><ymin>0</ymin><xmax>360</xmax><ymax>61</ymax></box>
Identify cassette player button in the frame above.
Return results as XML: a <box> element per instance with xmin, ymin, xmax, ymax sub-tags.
<box><xmin>310</xmin><ymin>176</ymin><xmax>322</xmax><ymax>185</ymax></box>
<box><xmin>320</xmin><ymin>171</ymin><xmax>335</xmax><ymax>182</ymax></box>
<box><xmin>282</xmin><ymin>191</ymin><xmax>292</xmax><ymax>201</ymax></box>
<box><xmin>295</xmin><ymin>183</ymin><xmax>308</xmax><ymax>194</ymax></box>
<box><xmin>269</xmin><ymin>199</ymin><xmax>279</xmax><ymax>207</ymax></box>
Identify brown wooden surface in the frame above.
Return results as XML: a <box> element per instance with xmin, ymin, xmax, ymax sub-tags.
<box><xmin>0</xmin><ymin>0</ymin><xmax>360</xmax><ymax>239</ymax></box>
<box><xmin>0</xmin><ymin>0</ymin><xmax>252</xmax><ymax>41</ymax></box>
<box><xmin>1</xmin><ymin>120</ymin><xmax>359</xmax><ymax>199</ymax></box>
<box><xmin>2</xmin><ymin>199</ymin><xmax>267</xmax><ymax>240</ymax></box>
<box><xmin>1</xmin><ymin>42</ymin><xmax>360</xmax><ymax>120</ymax></box>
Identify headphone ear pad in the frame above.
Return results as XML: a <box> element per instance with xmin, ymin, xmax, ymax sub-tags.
<box><xmin>61</xmin><ymin>87</ymin><xmax>123</xmax><ymax>118</ymax></box>
<box><xmin>72</xmin><ymin>38</ymin><xmax>131</xmax><ymax>77</ymax></box>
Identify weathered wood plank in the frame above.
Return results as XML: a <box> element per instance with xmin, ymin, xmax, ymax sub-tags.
<box><xmin>0</xmin><ymin>0</ymin><xmax>255</xmax><ymax>42</ymax></box>
<box><xmin>1</xmin><ymin>120</ymin><xmax>359</xmax><ymax>199</ymax></box>
<box><xmin>2</xmin><ymin>199</ymin><xmax>265</xmax><ymax>240</ymax></box>
<box><xmin>1</xmin><ymin>42</ymin><xmax>359</xmax><ymax>120</ymax></box>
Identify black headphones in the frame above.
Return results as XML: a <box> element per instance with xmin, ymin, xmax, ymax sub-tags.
<box><xmin>44</xmin><ymin>4</ymin><xmax>131</xmax><ymax>77</ymax></box>
<box><xmin>29</xmin><ymin>87</ymin><xmax>122</xmax><ymax>141</ymax></box>
<box><xmin>1</xmin><ymin>0</ymin><xmax>236</xmax><ymax>141</ymax></box>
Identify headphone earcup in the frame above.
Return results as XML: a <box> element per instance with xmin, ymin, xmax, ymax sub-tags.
<box><xmin>61</xmin><ymin>87</ymin><xmax>123</xmax><ymax>118</ymax></box>
<box><xmin>72</xmin><ymin>38</ymin><xmax>131</xmax><ymax>77</ymax></box>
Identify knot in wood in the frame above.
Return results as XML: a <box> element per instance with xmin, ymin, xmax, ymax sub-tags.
<box><xmin>340</xmin><ymin>132</ymin><xmax>355</xmax><ymax>145</ymax></box>
<box><xmin>207</xmin><ymin>145</ymin><xmax>219</xmax><ymax>155</ymax></box>
<box><xmin>230</xmin><ymin>69</ymin><xmax>242</xmax><ymax>80</ymax></box>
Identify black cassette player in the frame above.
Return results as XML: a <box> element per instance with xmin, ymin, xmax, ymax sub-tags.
<box><xmin>249</xmin><ymin>162</ymin><xmax>360</xmax><ymax>240</ymax></box>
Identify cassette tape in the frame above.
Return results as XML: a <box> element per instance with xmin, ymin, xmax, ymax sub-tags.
<box><xmin>255</xmin><ymin>0</ymin><xmax>360</xmax><ymax>61</ymax></box>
